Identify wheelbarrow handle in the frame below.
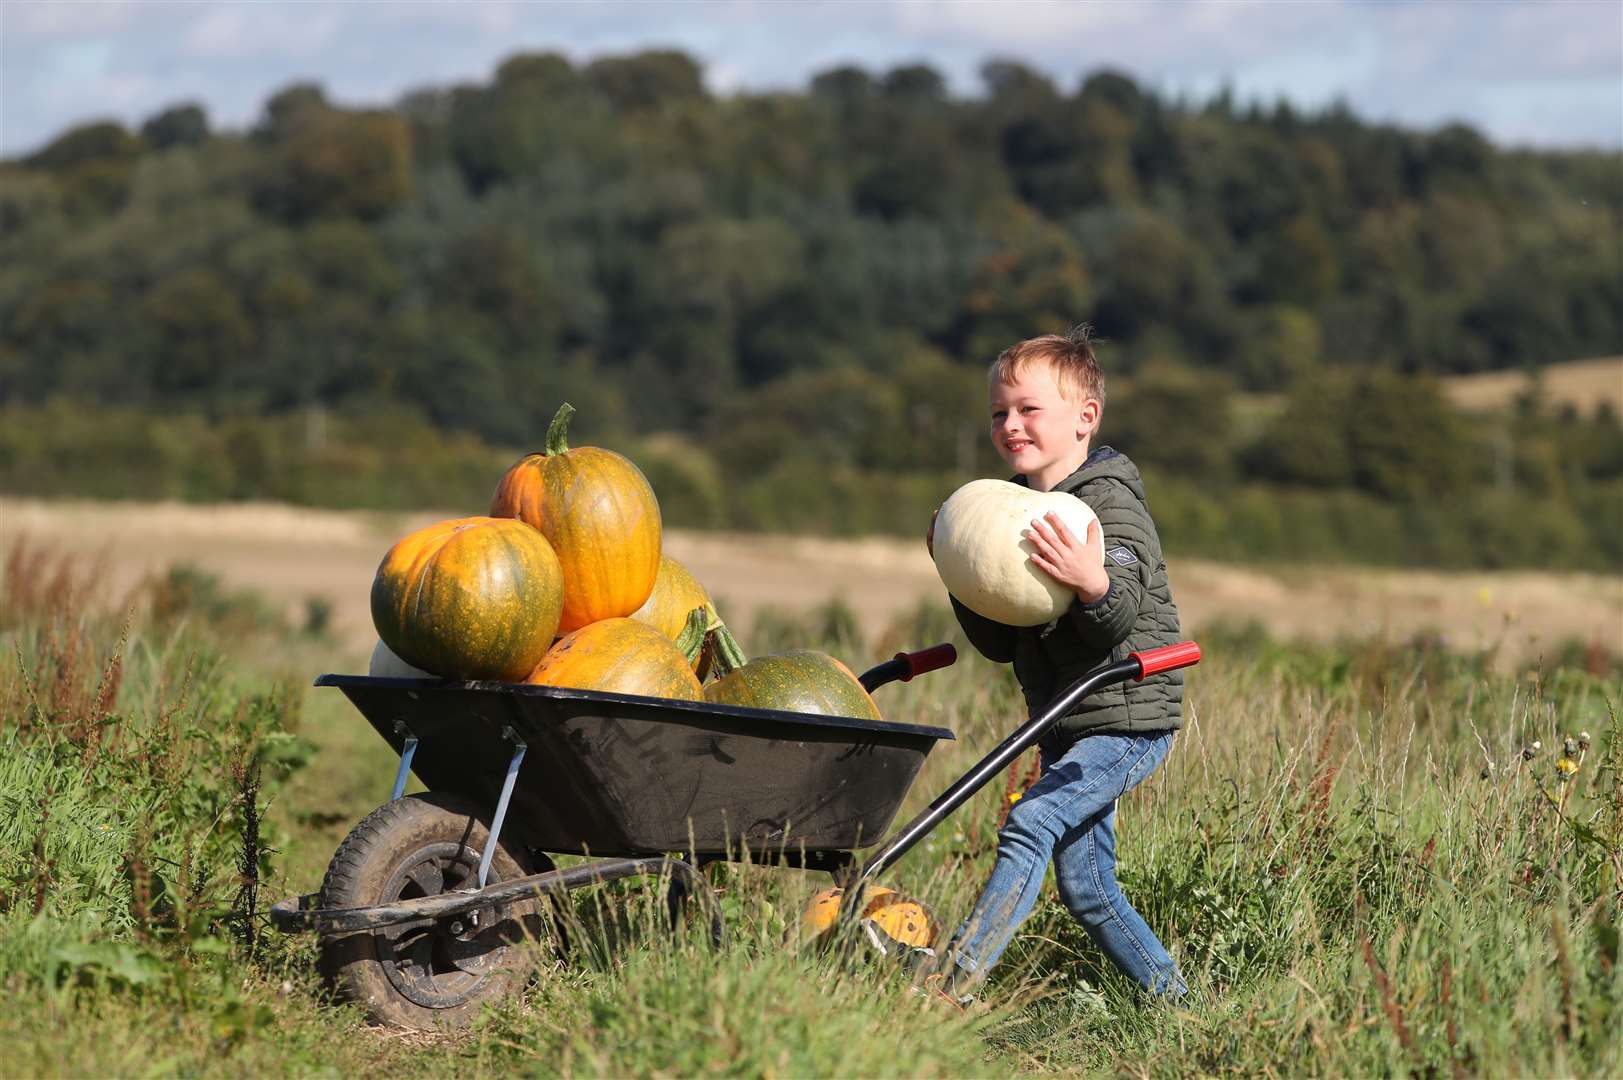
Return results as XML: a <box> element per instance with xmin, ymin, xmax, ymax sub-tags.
<box><xmin>857</xmin><ymin>643</ymin><xmax>958</xmax><ymax>693</ymax></box>
<box><xmin>1130</xmin><ymin>641</ymin><xmax>1202</xmax><ymax>678</ymax></box>
<box><xmin>851</xmin><ymin>640</ymin><xmax>1201</xmax><ymax>887</ymax></box>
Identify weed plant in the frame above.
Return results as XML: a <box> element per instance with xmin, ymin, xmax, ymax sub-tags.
<box><xmin>1</xmin><ymin>552</ymin><xmax>1618</xmax><ymax>1076</ymax></box>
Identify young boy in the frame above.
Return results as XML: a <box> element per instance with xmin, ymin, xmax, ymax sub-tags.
<box><xmin>924</xmin><ymin>326</ymin><xmax>1186</xmax><ymax>1003</ymax></box>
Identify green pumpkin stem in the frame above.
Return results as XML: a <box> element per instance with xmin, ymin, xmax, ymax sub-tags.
<box><xmin>675</xmin><ymin>607</ymin><xmax>708</xmax><ymax>666</ymax></box>
<box><xmin>705</xmin><ymin>622</ymin><xmax>749</xmax><ymax>677</ymax></box>
<box><xmin>544</xmin><ymin>402</ymin><xmax>575</xmax><ymax>456</ymax></box>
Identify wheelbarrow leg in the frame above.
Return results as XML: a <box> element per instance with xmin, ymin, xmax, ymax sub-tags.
<box><xmin>477</xmin><ymin>727</ymin><xmax>527</xmax><ymax>890</ymax></box>
<box><xmin>389</xmin><ymin>720</ymin><xmax>418</xmax><ymax>802</ymax></box>
<box><xmin>665</xmin><ymin>857</ymin><xmax>725</xmax><ymax>948</ymax></box>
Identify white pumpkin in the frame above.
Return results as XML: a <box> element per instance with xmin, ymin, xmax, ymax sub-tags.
<box><xmin>368</xmin><ymin>638</ymin><xmax>437</xmax><ymax>679</ymax></box>
<box><xmin>932</xmin><ymin>478</ymin><xmax>1102</xmax><ymax>627</ymax></box>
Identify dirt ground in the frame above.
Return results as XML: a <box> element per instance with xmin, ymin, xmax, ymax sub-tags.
<box><xmin>3</xmin><ymin>497</ymin><xmax>1618</xmax><ymax>666</ymax></box>
<box><xmin>1442</xmin><ymin>355</ymin><xmax>1623</xmax><ymax>417</ymax></box>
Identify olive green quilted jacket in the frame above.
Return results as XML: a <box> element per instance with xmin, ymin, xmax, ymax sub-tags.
<box><xmin>948</xmin><ymin>448</ymin><xmax>1184</xmax><ymax>743</ymax></box>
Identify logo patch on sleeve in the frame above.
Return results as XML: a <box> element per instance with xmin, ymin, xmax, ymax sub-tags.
<box><xmin>1106</xmin><ymin>546</ymin><xmax>1137</xmax><ymax>567</ymax></box>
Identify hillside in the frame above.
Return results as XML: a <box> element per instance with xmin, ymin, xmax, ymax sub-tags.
<box><xmin>3</xmin><ymin>52</ymin><xmax>1618</xmax><ymax>572</ymax></box>
<box><xmin>5</xmin><ymin>52</ymin><xmax>1619</xmax><ymax>440</ymax></box>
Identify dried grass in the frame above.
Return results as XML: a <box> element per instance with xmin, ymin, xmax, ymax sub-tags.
<box><xmin>1443</xmin><ymin>355</ymin><xmax>1623</xmax><ymax>416</ymax></box>
<box><xmin>3</xmin><ymin>498</ymin><xmax>1618</xmax><ymax>666</ymax></box>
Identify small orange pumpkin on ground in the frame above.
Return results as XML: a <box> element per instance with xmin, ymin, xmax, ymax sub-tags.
<box><xmin>491</xmin><ymin>403</ymin><xmax>661</xmax><ymax>633</ymax></box>
<box><xmin>799</xmin><ymin>885</ymin><xmax>940</xmax><ymax>948</ymax></box>
<box><xmin>525</xmin><ymin>611</ymin><xmax>707</xmax><ymax>701</ymax></box>
<box><xmin>370</xmin><ymin>516</ymin><xmax>563</xmax><ymax>681</ymax></box>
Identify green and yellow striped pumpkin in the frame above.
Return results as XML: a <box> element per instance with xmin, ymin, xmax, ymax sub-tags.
<box><xmin>702</xmin><ymin>624</ymin><xmax>880</xmax><ymax>721</ymax></box>
<box><xmin>370</xmin><ymin>516</ymin><xmax>563</xmax><ymax>681</ymax></box>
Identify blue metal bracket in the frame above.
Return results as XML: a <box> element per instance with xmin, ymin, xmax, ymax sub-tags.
<box><xmin>390</xmin><ymin>720</ymin><xmax>419</xmax><ymax>802</ymax></box>
<box><xmin>477</xmin><ymin>726</ymin><xmax>527</xmax><ymax>889</ymax></box>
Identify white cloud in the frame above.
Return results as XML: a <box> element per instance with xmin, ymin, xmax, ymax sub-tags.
<box><xmin>9</xmin><ymin>0</ymin><xmax>141</xmax><ymax>37</ymax></box>
<box><xmin>183</xmin><ymin>5</ymin><xmax>344</xmax><ymax>59</ymax></box>
<box><xmin>895</xmin><ymin>0</ymin><xmax>1141</xmax><ymax>48</ymax></box>
<box><xmin>1</xmin><ymin>0</ymin><xmax>1618</xmax><ymax>155</ymax></box>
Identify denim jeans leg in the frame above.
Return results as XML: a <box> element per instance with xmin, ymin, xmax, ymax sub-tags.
<box><xmin>1053</xmin><ymin>802</ymin><xmax>1184</xmax><ymax>994</ymax></box>
<box><xmin>945</xmin><ymin>732</ymin><xmax>1168</xmax><ymax>988</ymax></box>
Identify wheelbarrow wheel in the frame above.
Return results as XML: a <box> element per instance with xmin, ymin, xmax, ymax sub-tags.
<box><xmin>316</xmin><ymin>792</ymin><xmax>541</xmax><ymax>1030</ymax></box>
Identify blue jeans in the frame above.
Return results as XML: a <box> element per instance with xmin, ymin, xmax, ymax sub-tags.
<box><xmin>945</xmin><ymin>730</ymin><xmax>1182</xmax><ymax>995</ymax></box>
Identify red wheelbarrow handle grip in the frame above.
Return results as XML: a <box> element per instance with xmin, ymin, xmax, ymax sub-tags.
<box><xmin>856</xmin><ymin>643</ymin><xmax>958</xmax><ymax>692</ymax></box>
<box><xmin>894</xmin><ymin>643</ymin><xmax>957</xmax><ymax>681</ymax></box>
<box><xmin>1129</xmin><ymin>641</ymin><xmax>1201</xmax><ymax>679</ymax></box>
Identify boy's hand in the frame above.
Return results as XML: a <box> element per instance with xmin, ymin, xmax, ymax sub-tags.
<box><xmin>1025</xmin><ymin>512</ymin><xmax>1110</xmax><ymax>603</ymax></box>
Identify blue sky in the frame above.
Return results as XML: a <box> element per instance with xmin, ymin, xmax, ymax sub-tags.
<box><xmin>3</xmin><ymin>0</ymin><xmax>1619</xmax><ymax>158</ymax></box>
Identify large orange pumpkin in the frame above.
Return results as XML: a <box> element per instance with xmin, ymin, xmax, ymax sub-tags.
<box><xmin>371</xmin><ymin>516</ymin><xmax>563</xmax><ymax>681</ymax></box>
<box><xmin>490</xmin><ymin>403</ymin><xmax>661</xmax><ymax>633</ymax></box>
<box><xmin>703</xmin><ymin>625</ymin><xmax>881</xmax><ymax>721</ymax></box>
<box><xmin>525</xmin><ymin>613</ymin><xmax>705</xmax><ymax>701</ymax></box>
<box><xmin>631</xmin><ymin>555</ymin><xmax>722</xmax><ymax>675</ymax></box>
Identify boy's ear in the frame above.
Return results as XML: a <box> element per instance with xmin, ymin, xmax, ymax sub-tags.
<box><xmin>1078</xmin><ymin>398</ymin><xmax>1102</xmax><ymax>437</ymax></box>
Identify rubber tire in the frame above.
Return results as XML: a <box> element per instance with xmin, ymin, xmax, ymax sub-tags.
<box><xmin>317</xmin><ymin>792</ymin><xmax>532</xmax><ymax>1030</ymax></box>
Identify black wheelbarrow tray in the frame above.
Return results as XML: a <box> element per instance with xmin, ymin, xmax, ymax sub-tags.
<box><xmin>271</xmin><ymin>640</ymin><xmax>1199</xmax><ymax>1029</ymax></box>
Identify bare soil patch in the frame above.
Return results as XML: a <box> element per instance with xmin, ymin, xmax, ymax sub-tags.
<box><xmin>3</xmin><ymin>497</ymin><xmax>1617</xmax><ymax>667</ymax></box>
<box><xmin>1442</xmin><ymin>355</ymin><xmax>1623</xmax><ymax>416</ymax></box>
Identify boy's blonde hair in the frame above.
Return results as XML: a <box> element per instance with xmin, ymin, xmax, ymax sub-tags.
<box><xmin>988</xmin><ymin>324</ymin><xmax>1106</xmax><ymax>406</ymax></box>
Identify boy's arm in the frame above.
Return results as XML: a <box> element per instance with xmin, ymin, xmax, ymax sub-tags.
<box><xmin>1065</xmin><ymin>482</ymin><xmax>1153</xmax><ymax>651</ymax></box>
<box><xmin>949</xmin><ymin>594</ymin><xmax>1018</xmax><ymax>663</ymax></box>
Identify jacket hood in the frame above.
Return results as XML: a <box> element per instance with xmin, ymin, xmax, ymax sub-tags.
<box><xmin>1017</xmin><ymin>446</ymin><xmax>1145</xmax><ymax>500</ymax></box>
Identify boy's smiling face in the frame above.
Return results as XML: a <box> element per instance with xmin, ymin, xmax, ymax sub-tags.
<box><xmin>990</xmin><ymin>362</ymin><xmax>1101</xmax><ymax>491</ymax></box>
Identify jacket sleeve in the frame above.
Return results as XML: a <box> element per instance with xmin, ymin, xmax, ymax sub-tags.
<box><xmin>949</xmin><ymin>594</ymin><xmax>1018</xmax><ymax>663</ymax></box>
<box><xmin>1066</xmin><ymin>480</ymin><xmax>1152</xmax><ymax>652</ymax></box>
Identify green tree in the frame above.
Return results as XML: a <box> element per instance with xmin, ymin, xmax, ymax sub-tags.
<box><xmin>21</xmin><ymin>121</ymin><xmax>144</xmax><ymax>214</ymax></box>
<box><xmin>957</xmin><ymin>205</ymin><xmax>1092</xmax><ymax>361</ymax></box>
<box><xmin>586</xmin><ymin>50</ymin><xmax>707</xmax><ymax>112</ymax></box>
<box><xmin>1254</xmin><ymin>214</ymin><xmax>1340</xmax><ymax>305</ymax></box>
<box><xmin>1237</xmin><ymin>305</ymin><xmax>1322</xmax><ymax>389</ymax></box>
<box><xmin>708</xmin><ymin>367</ymin><xmax>904</xmax><ymax>473</ymax></box>
<box><xmin>141</xmin><ymin>103</ymin><xmax>210</xmax><ymax>149</ymax></box>
<box><xmin>256</xmin><ymin>109</ymin><xmax>414</xmax><ymax>221</ymax></box>
<box><xmin>23</xmin><ymin>121</ymin><xmax>142</xmax><ymax>169</ymax></box>
<box><xmin>1246</xmin><ymin>371</ymin><xmax>1473</xmax><ymax>501</ymax></box>
<box><xmin>1106</xmin><ymin>365</ymin><xmax>1237</xmax><ymax>480</ymax></box>
<box><xmin>448</xmin><ymin>53</ymin><xmax>616</xmax><ymax>192</ymax></box>
<box><xmin>437</xmin><ymin>223</ymin><xmax>551</xmax><ymax>347</ymax></box>
<box><xmin>1089</xmin><ymin>209</ymin><xmax>1200</xmax><ymax>340</ymax></box>
<box><xmin>140</xmin><ymin>268</ymin><xmax>256</xmax><ymax>399</ymax></box>
<box><xmin>256</xmin><ymin>83</ymin><xmax>330</xmax><ymax>141</ymax></box>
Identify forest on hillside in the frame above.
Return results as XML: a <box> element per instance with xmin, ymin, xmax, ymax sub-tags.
<box><xmin>1</xmin><ymin>51</ymin><xmax>1620</xmax><ymax>569</ymax></box>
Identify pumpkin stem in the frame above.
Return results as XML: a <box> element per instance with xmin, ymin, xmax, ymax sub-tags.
<box><xmin>705</xmin><ymin>622</ymin><xmax>749</xmax><ymax>677</ymax></box>
<box><xmin>675</xmin><ymin>607</ymin><xmax>708</xmax><ymax>667</ymax></box>
<box><xmin>544</xmin><ymin>402</ymin><xmax>575</xmax><ymax>456</ymax></box>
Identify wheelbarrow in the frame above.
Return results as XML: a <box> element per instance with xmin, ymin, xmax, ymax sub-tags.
<box><xmin>271</xmin><ymin>639</ymin><xmax>1201</xmax><ymax>1029</ymax></box>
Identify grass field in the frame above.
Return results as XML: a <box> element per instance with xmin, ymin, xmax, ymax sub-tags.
<box><xmin>2</xmin><ymin>515</ymin><xmax>1620</xmax><ymax>1077</ymax></box>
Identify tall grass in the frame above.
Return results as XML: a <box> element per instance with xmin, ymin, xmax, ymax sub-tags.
<box><xmin>1</xmin><ymin>549</ymin><xmax>1618</xmax><ymax>1077</ymax></box>
<box><xmin>0</xmin><ymin>538</ymin><xmax>320</xmax><ymax>1065</ymax></box>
